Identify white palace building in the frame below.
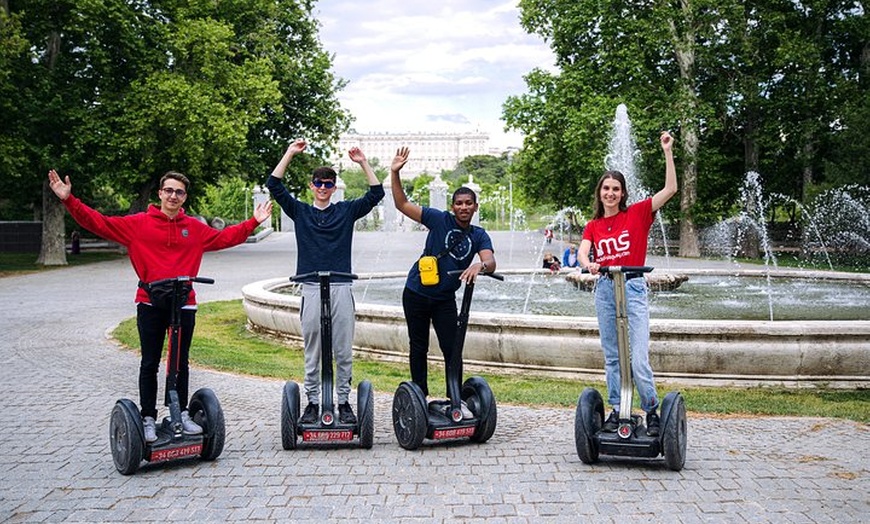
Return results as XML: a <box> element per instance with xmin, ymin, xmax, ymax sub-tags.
<box><xmin>332</xmin><ymin>131</ymin><xmax>491</xmax><ymax>179</ymax></box>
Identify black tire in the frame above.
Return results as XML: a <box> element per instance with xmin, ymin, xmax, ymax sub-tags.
<box><xmin>462</xmin><ymin>376</ymin><xmax>497</xmax><ymax>444</ymax></box>
<box><xmin>281</xmin><ymin>381</ymin><xmax>300</xmax><ymax>450</ymax></box>
<box><xmin>661</xmin><ymin>392</ymin><xmax>687</xmax><ymax>471</ymax></box>
<box><xmin>189</xmin><ymin>388</ymin><xmax>225</xmax><ymax>461</ymax></box>
<box><xmin>392</xmin><ymin>382</ymin><xmax>427</xmax><ymax>450</ymax></box>
<box><xmin>574</xmin><ymin>388</ymin><xmax>603</xmax><ymax>464</ymax></box>
<box><xmin>109</xmin><ymin>399</ymin><xmax>144</xmax><ymax>475</ymax></box>
<box><xmin>358</xmin><ymin>380</ymin><xmax>374</xmax><ymax>449</ymax></box>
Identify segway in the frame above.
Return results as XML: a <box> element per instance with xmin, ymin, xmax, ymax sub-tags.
<box><xmin>109</xmin><ymin>276</ymin><xmax>226</xmax><ymax>475</ymax></box>
<box><xmin>392</xmin><ymin>270</ymin><xmax>503</xmax><ymax>450</ymax></box>
<box><xmin>281</xmin><ymin>271</ymin><xmax>374</xmax><ymax>449</ymax></box>
<box><xmin>574</xmin><ymin>266</ymin><xmax>687</xmax><ymax>471</ymax></box>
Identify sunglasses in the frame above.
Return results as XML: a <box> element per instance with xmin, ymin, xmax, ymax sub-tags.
<box><xmin>161</xmin><ymin>187</ymin><xmax>187</xmax><ymax>197</ymax></box>
<box><xmin>312</xmin><ymin>179</ymin><xmax>336</xmax><ymax>189</ymax></box>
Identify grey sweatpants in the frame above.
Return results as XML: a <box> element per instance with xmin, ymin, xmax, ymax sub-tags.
<box><xmin>300</xmin><ymin>283</ymin><xmax>355</xmax><ymax>404</ymax></box>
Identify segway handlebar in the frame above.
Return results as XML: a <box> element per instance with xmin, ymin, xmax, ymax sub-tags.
<box><xmin>144</xmin><ymin>275</ymin><xmax>215</xmax><ymax>287</ymax></box>
<box><xmin>580</xmin><ymin>266</ymin><xmax>654</xmax><ymax>275</ymax></box>
<box><xmin>447</xmin><ymin>269</ymin><xmax>505</xmax><ymax>281</ymax></box>
<box><xmin>290</xmin><ymin>271</ymin><xmax>358</xmax><ymax>282</ymax></box>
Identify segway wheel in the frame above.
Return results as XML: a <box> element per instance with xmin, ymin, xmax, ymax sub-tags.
<box><xmin>189</xmin><ymin>388</ymin><xmax>225</xmax><ymax>461</ymax></box>
<box><xmin>281</xmin><ymin>381</ymin><xmax>300</xmax><ymax>450</ymax></box>
<box><xmin>661</xmin><ymin>391</ymin><xmax>687</xmax><ymax>471</ymax></box>
<box><xmin>574</xmin><ymin>387</ymin><xmax>603</xmax><ymax>464</ymax></box>
<box><xmin>358</xmin><ymin>380</ymin><xmax>375</xmax><ymax>449</ymax></box>
<box><xmin>462</xmin><ymin>376</ymin><xmax>497</xmax><ymax>443</ymax></box>
<box><xmin>392</xmin><ymin>382</ymin><xmax>427</xmax><ymax>450</ymax></box>
<box><xmin>109</xmin><ymin>399</ymin><xmax>144</xmax><ymax>475</ymax></box>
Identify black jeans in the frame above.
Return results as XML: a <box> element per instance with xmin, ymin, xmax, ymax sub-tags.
<box><xmin>402</xmin><ymin>287</ymin><xmax>458</xmax><ymax>397</ymax></box>
<box><xmin>136</xmin><ymin>303</ymin><xmax>196</xmax><ymax>419</ymax></box>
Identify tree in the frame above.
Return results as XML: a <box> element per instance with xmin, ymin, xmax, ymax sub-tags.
<box><xmin>509</xmin><ymin>0</ymin><xmax>866</xmax><ymax>259</ymax></box>
<box><xmin>2</xmin><ymin>0</ymin><xmax>348</xmax><ymax>264</ymax></box>
<box><xmin>509</xmin><ymin>0</ymin><xmax>710</xmax><ymax>254</ymax></box>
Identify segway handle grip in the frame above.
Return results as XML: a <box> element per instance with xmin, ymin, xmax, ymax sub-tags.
<box><xmin>580</xmin><ymin>266</ymin><xmax>654</xmax><ymax>275</ymax></box>
<box><xmin>446</xmin><ymin>269</ymin><xmax>505</xmax><ymax>281</ymax></box>
<box><xmin>145</xmin><ymin>275</ymin><xmax>215</xmax><ymax>287</ymax></box>
<box><xmin>290</xmin><ymin>271</ymin><xmax>359</xmax><ymax>282</ymax></box>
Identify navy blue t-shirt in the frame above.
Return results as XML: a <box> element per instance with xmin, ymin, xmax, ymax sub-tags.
<box><xmin>266</xmin><ymin>175</ymin><xmax>384</xmax><ymax>283</ymax></box>
<box><xmin>405</xmin><ymin>207</ymin><xmax>494</xmax><ymax>300</ymax></box>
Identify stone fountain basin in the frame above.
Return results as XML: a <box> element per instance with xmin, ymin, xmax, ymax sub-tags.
<box><xmin>242</xmin><ymin>270</ymin><xmax>870</xmax><ymax>388</ymax></box>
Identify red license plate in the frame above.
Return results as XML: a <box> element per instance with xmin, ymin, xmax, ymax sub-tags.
<box><xmin>303</xmin><ymin>430</ymin><xmax>354</xmax><ymax>442</ymax></box>
<box><xmin>150</xmin><ymin>443</ymin><xmax>202</xmax><ymax>462</ymax></box>
<box><xmin>432</xmin><ymin>425</ymin><xmax>475</xmax><ymax>440</ymax></box>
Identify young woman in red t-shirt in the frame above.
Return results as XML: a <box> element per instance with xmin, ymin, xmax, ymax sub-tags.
<box><xmin>578</xmin><ymin>131</ymin><xmax>677</xmax><ymax>436</ymax></box>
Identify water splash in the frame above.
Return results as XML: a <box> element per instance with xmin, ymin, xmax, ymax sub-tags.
<box><xmin>604</xmin><ymin>104</ymin><xmax>672</xmax><ymax>263</ymax></box>
<box><xmin>769</xmin><ymin>192</ymin><xmax>834</xmax><ymax>271</ymax></box>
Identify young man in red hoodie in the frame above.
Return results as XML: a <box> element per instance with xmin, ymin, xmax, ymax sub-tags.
<box><xmin>48</xmin><ymin>169</ymin><xmax>272</xmax><ymax>442</ymax></box>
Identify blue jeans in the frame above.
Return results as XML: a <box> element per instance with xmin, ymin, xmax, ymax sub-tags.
<box><xmin>593</xmin><ymin>276</ymin><xmax>658</xmax><ymax>414</ymax></box>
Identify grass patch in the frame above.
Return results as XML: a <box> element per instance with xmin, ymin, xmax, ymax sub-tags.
<box><xmin>0</xmin><ymin>251</ymin><xmax>126</xmax><ymax>277</ymax></box>
<box><xmin>113</xmin><ymin>300</ymin><xmax>870</xmax><ymax>423</ymax></box>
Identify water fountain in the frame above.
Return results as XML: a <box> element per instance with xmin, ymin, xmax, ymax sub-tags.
<box><xmin>242</xmin><ymin>106</ymin><xmax>870</xmax><ymax>387</ymax></box>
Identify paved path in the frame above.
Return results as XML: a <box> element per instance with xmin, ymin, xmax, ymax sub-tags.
<box><xmin>0</xmin><ymin>231</ymin><xmax>867</xmax><ymax>523</ymax></box>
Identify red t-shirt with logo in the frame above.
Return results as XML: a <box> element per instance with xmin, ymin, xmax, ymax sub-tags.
<box><xmin>582</xmin><ymin>198</ymin><xmax>654</xmax><ymax>267</ymax></box>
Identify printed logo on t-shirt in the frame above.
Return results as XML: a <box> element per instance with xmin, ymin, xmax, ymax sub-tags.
<box><xmin>596</xmin><ymin>230</ymin><xmax>631</xmax><ymax>262</ymax></box>
<box><xmin>445</xmin><ymin>229</ymin><xmax>472</xmax><ymax>261</ymax></box>
<box><xmin>182</xmin><ymin>229</ymin><xmax>189</xmax><ymax>238</ymax></box>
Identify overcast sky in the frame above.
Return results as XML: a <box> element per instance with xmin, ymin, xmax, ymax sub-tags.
<box><xmin>313</xmin><ymin>1</ymin><xmax>556</xmax><ymax>149</ymax></box>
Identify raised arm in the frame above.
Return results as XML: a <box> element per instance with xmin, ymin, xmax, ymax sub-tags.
<box><xmin>347</xmin><ymin>147</ymin><xmax>380</xmax><ymax>186</ymax></box>
<box><xmin>389</xmin><ymin>147</ymin><xmax>422</xmax><ymax>222</ymax></box>
<box><xmin>271</xmin><ymin>139</ymin><xmax>307</xmax><ymax>180</ymax></box>
<box><xmin>650</xmin><ymin>131</ymin><xmax>678</xmax><ymax>212</ymax></box>
<box><xmin>48</xmin><ymin>169</ymin><xmax>71</xmax><ymax>201</ymax></box>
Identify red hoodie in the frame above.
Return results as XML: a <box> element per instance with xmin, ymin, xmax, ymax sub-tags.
<box><xmin>63</xmin><ymin>195</ymin><xmax>259</xmax><ymax>305</ymax></box>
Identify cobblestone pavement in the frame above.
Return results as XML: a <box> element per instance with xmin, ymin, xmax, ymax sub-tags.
<box><xmin>0</xmin><ymin>231</ymin><xmax>867</xmax><ymax>523</ymax></box>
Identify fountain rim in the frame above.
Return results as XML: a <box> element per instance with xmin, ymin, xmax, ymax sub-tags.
<box><xmin>244</xmin><ymin>267</ymin><xmax>870</xmax><ymax>326</ymax></box>
<box><xmin>241</xmin><ymin>270</ymin><xmax>870</xmax><ymax>387</ymax></box>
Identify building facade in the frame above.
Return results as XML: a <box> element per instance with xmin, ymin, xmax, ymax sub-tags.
<box><xmin>332</xmin><ymin>131</ymin><xmax>490</xmax><ymax>179</ymax></box>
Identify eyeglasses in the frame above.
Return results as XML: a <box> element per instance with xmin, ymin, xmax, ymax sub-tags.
<box><xmin>161</xmin><ymin>188</ymin><xmax>187</xmax><ymax>197</ymax></box>
<box><xmin>312</xmin><ymin>179</ymin><xmax>336</xmax><ymax>189</ymax></box>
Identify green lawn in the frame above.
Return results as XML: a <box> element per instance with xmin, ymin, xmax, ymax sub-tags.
<box><xmin>112</xmin><ymin>300</ymin><xmax>870</xmax><ymax>423</ymax></box>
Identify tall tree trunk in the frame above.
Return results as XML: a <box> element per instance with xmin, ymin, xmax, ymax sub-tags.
<box><xmin>741</xmin><ymin>121</ymin><xmax>760</xmax><ymax>259</ymax></box>
<box><xmin>38</xmin><ymin>30</ymin><xmax>67</xmax><ymax>266</ymax></box>
<box><xmin>37</xmin><ymin>179</ymin><xmax>67</xmax><ymax>265</ymax></box>
<box><xmin>131</xmin><ymin>178</ymin><xmax>157</xmax><ymax>213</ymax></box>
<box><xmin>669</xmin><ymin>0</ymin><xmax>701</xmax><ymax>257</ymax></box>
<box><xmin>678</xmin><ymin>123</ymin><xmax>700</xmax><ymax>257</ymax></box>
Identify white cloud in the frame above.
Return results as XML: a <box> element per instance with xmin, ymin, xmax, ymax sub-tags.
<box><xmin>314</xmin><ymin>1</ymin><xmax>555</xmax><ymax>149</ymax></box>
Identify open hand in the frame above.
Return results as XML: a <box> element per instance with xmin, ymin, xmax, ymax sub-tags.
<box><xmin>391</xmin><ymin>147</ymin><xmax>410</xmax><ymax>173</ymax></box>
<box><xmin>253</xmin><ymin>200</ymin><xmax>273</xmax><ymax>223</ymax></box>
<box><xmin>47</xmin><ymin>169</ymin><xmax>71</xmax><ymax>201</ymax></box>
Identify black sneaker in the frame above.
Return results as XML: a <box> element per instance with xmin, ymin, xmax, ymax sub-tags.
<box><xmin>602</xmin><ymin>410</ymin><xmax>619</xmax><ymax>432</ymax></box>
<box><xmin>338</xmin><ymin>402</ymin><xmax>357</xmax><ymax>425</ymax></box>
<box><xmin>646</xmin><ymin>411</ymin><xmax>661</xmax><ymax>436</ymax></box>
<box><xmin>300</xmin><ymin>403</ymin><xmax>319</xmax><ymax>424</ymax></box>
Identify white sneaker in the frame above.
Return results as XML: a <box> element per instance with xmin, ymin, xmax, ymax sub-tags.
<box><xmin>460</xmin><ymin>401</ymin><xmax>474</xmax><ymax>420</ymax></box>
<box><xmin>180</xmin><ymin>410</ymin><xmax>203</xmax><ymax>435</ymax></box>
<box><xmin>142</xmin><ymin>416</ymin><xmax>157</xmax><ymax>443</ymax></box>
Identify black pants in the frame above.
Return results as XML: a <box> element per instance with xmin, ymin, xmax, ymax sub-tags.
<box><xmin>136</xmin><ymin>303</ymin><xmax>196</xmax><ymax>419</ymax></box>
<box><xmin>402</xmin><ymin>288</ymin><xmax>458</xmax><ymax>397</ymax></box>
